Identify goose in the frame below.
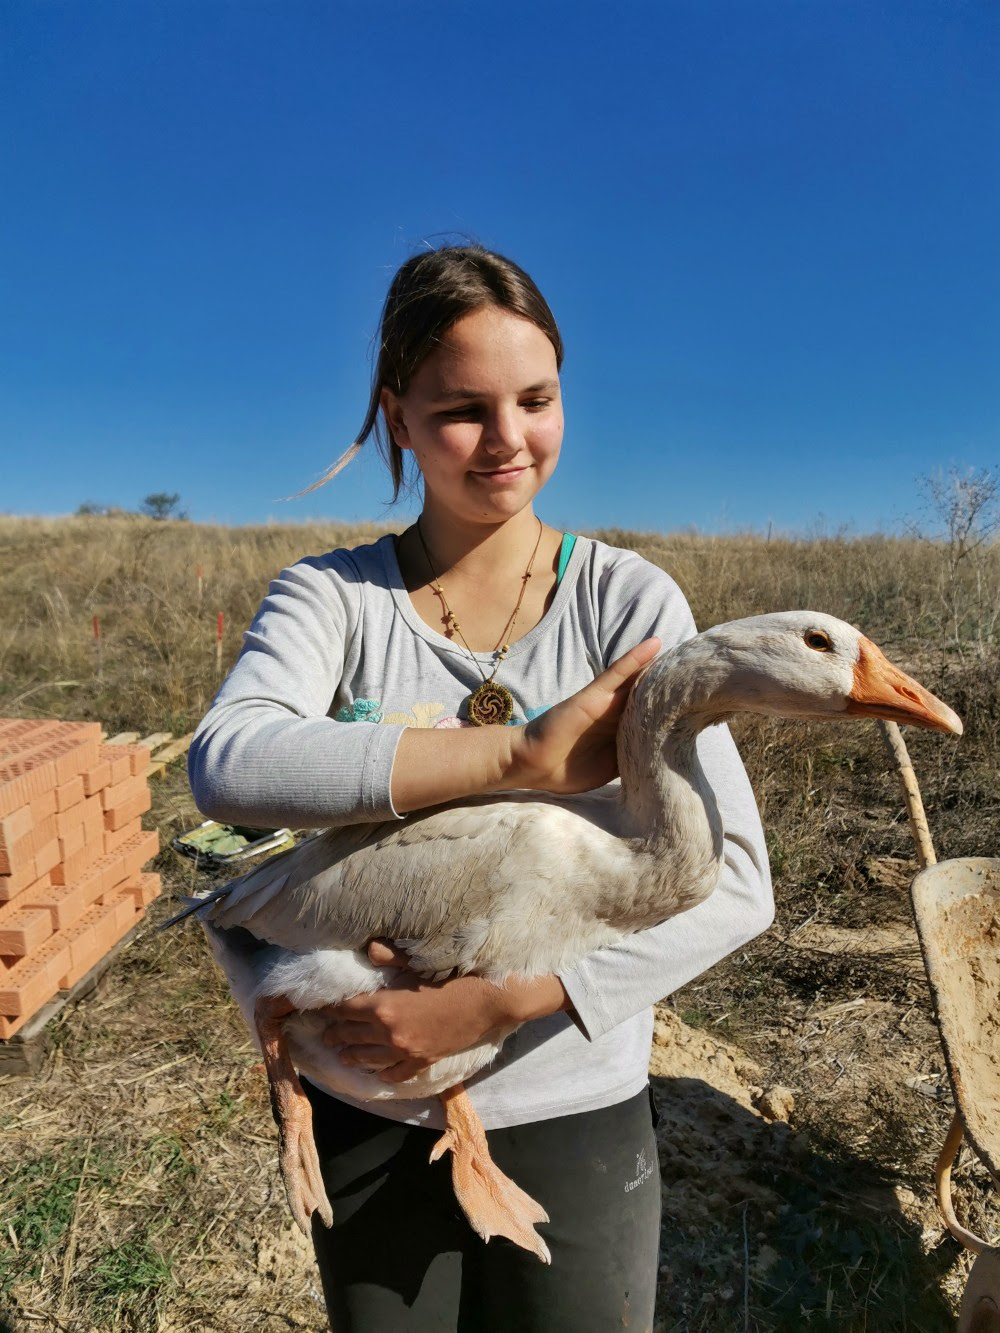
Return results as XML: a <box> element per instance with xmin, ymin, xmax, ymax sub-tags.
<box><xmin>182</xmin><ymin>611</ymin><xmax>961</xmax><ymax>1263</ymax></box>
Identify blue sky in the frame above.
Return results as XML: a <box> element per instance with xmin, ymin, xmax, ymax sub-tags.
<box><xmin>2</xmin><ymin>1</ymin><xmax>997</xmax><ymax>535</ymax></box>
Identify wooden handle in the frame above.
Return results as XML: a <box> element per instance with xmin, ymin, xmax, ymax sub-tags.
<box><xmin>876</xmin><ymin>720</ymin><xmax>937</xmax><ymax>870</ymax></box>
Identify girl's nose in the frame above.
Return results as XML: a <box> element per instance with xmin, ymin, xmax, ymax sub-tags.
<box><xmin>481</xmin><ymin>403</ymin><xmax>523</xmax><ymax>455</ymax></box>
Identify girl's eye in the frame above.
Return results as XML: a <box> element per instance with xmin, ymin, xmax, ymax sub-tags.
<box><xmin>522</xmin><ymin>398</ymin><xmax>551</xmax><ymax>411</ymax></box>
<box><xmin>439</xmin><ymin>406</ymin><xmax>481</xmax><ymax>422</ymax></box>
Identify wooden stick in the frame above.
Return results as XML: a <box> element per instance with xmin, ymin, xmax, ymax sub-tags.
<box><xmin>875</xmin><ymin>720</ymin><xmax>937</xmax><ymax>870</ymax></box>
<box><xmin>58</xmin><ymin>1135</ymin><xmax>93</xmax><ymax>1316</ymax></box>
<box><xmin>92</xmin><ymin>615</ymin><xmax>102</xmax><ymax>681</ymax></box>
<box><xmin>196</xmin><ymin>562</ymin><xmax>204</xmax><ymax>606</ymax></box>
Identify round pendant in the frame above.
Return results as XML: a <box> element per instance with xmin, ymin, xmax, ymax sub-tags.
<box><xmin>467</xmin><ymin>680</ymin><xmax>514</xmax><ymax>727</ymax></box>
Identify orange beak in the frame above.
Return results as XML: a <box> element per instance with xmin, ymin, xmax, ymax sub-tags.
<box><xmin>846</xmin><ymin>638</ymin><xmax>963</xmax><ymax>735</ymax></box>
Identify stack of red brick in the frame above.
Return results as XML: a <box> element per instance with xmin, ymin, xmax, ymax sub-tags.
<box><xmin>0</xmin><ymin>719</ymin><xmax>161</xmax><ymax>1039</ymax></box>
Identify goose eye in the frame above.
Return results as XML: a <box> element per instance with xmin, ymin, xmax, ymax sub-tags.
<box><xmin>804</xmin><ymin>630</ymin><xmax>833</xmax><ymax>652</ymax></box>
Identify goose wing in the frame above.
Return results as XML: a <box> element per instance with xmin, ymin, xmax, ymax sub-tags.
<box><xmin>198</xmin><ymin>792</ymin><xmax>629</xmax><ymax>976</ymax></box>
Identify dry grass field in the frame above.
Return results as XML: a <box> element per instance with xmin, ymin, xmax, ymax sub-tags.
<box><xmin>0</xmin><ymin>514</ymin><xmax>997</xmax><ymax>1331</ymax></box>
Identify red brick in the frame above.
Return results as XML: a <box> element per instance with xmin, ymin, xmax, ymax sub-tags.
<box><xmin>90</xmin><ymin>908</ymin><xmax>117</xmax><ymax>957</ymax></box>
<box><xmin>23</xmin><ymin>881</ymin><xmax>90</xmax><ymax>931</ymax></box>
<box><xmin>55</xmin><ymin>776</ymin><xmax>85</xmax><ymax>813</ymax></box>
<box><xmin>103</xmin><ymin>820</ymin><xmax>136</xmax><ymax>856</ymax></box>
<box><xmin>32</xmin><ymin>789</ymin><xmax>57</xmax><ymax>823</ymax></box>
<box><xmin>0</xmin><ymin>857</ymin><xmax>37</xmax><ymax>903</ymax></box>
<box><xmin>58</xmin><ymin>902</ymin><xmax>104</xmax><ymax>978</ymax></box>
<box><xmin>33</xmin><ymin>837</ymin><xmax>62</xmax><ymax>880</ymax></box>
<box><xmin>98</xmin><ymin>747</ymin><xmax>132</xmax><ymax>786</ymax></box>
<box><xmin>0</xmin><ymin>804</ymin><xmax>33</xmax><ymax>852</ymax></box>
<box><xmin>0</xmin><ymin>731</ymin><xmax>99</xmax><ymax>791</ymax></box>
<box><xmin>0</xmin><ymin>772</ymin><xmax>37</xmax><ymax>821</ymax></box>
<box><xmin>0</xmin><ymin>1011</ymin><xmax>30</xmax><ymax>1039</ymax></box>
<box><xmin>100</xmin><ymin>773</ymin><xmax>145</xmax><ymax>813</ymax></box>
<box><xmin>0</xmin><ymin>812</ymin><xmax>58</xmax><ymax>877</ymax></box>
<box><xmin>57</xmin><ymin>820</ymin><xmax>86</xmax><ymax>862</ymax></box>
<box><xmin>103</xmin><ymin>786</ymin><xmax>151</xmax><ymax>834</ymax></box>
<box><xmin>55</xmin><ymin>802</ymin><xmax>84</xmax><ymax>839</ymax></box>
<box><xmin>77</xmin><ymin>853</ymin><xmax>122</xmax><ymax>905</ymax></box>
<box><xmin>80</xmin><ymin>796</ymin><xmax>105</xmax><ymax>848</ymax></box>
<box><xmin>0</xmin><ymin>871</ymin><xmax>54</xmax><ymax>914</ymax></box>
<box><xmin>0</xmin><ymin>719</ymin><xmax>44</xmax><ymax>747</ymax></box>
<box><xmin>81</xmin><ymin>760</ymin><xmax>111</xmax><ymax>797</ymax></box>
<box><xmin>58</xmin><ymin>891</ymin><xmax>136</xmax><ymax>989</ymax></box>
<box><xmin>0</xmin><ymin>933</ymin><xmax>71</xmax><ymax>1016</ymax></box>
<box><xmin>50</xmin><ymin>843</ymin><xmax>101</xmax><ymax>886</ymax></box>
<box><xmin>137</xmin><ymin>871</ymin><xmax>162</xmax><ymax>905</ymax></box>
<box><xmin>104</xmin><ymin>887</ymin><xmax>138</xmax><ymax>933</ymax></box>
<box><xmin>116</xmin><ymin>828</ymin><xmax>159</xmax><ymax>878</ymax></box>
<box><xmin>0</xmin><ymin>967</ymin><xmax>55</xmax><ymax>1018</ymax></box>
<box><xmin>0</xmin><ymin>720</ymin><xmax>66</xmax><ymax>761</ymax></box>
<box><xmin>117</xmin><ymin>744</ymin><xmax>152</xmax><ymax>778</ymax></box>
<box><xmin>0</xmin><ymin>732</ymin><xmax>98</xmax><ymax>817</ymax></box>
<box><xmin>0</xmin><ymin>905</ymin><xmax>52</xmax><ymax>956</ymax></box>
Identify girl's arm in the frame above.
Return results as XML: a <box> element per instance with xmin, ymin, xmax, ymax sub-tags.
<box><xmin>189</xmin><ymin>553</ymin><xmax>657</xmax><ymax>827</ymax></box>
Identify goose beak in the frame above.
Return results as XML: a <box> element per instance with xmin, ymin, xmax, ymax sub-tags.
<box><xmin>846</xmin><ymin>638</ymin><xmax>963</xmax><ymax>735</ymax></box>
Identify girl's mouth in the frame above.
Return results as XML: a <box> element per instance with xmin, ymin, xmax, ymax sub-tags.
<box><xmin>472</xmin><ymin>466</ymin><xmax>528</xmax><ymax>483</ymax></box>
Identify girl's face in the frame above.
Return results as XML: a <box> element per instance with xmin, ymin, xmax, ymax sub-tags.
<box><xmin>381</xmin><ymin>306</ymin><xmax>563</xmax><ymax>526</ymax></box>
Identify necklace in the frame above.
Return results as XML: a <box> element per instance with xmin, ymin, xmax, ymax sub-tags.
<box><xmin>416</xmin><ymin>517</ymin><xmax>544</xmax><ymax>726</ymax></box>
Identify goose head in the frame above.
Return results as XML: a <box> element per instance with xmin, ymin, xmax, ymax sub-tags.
<box><xmin>634</xmin><ymin>611</ymin><xmax>963</xmax><ymax>736</ymax></box>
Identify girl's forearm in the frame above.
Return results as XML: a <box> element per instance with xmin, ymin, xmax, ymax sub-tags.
<box><xmin>390</xmin><ymin>726</ymin><xmax>521</xmax><ymax>812</ymax></box>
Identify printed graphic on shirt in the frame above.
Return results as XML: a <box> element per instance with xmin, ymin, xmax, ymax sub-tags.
<box><xmin>335</xmin><ymin>698</ymin><xmax>383</xmax><ymax>724</ymax></box>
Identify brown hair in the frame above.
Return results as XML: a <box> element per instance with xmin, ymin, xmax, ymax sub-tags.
<box><xmin>311</xmin><ymin>245</ymin><xmax>563</xmax><ymax>501</ymax></box>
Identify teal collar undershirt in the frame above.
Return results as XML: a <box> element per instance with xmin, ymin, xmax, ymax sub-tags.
<box><xmin>556</xmin><ymin>532</ymin><xmax>577</xmax><ymax>585</ymax></box>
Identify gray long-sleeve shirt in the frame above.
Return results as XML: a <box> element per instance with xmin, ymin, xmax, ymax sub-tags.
<box><xmin>188</xmin><ymin>533</ymin><xmax>773</xmax><ymax>1128</ymax></box>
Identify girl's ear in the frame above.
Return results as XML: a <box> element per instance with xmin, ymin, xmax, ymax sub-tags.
<box><xmin>380</xmin><ymin>388</ymin><xmax>411</xmax><ymax>450</ymax></box>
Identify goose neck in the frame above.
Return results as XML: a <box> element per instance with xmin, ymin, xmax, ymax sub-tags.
<box><xmin>617</xmin><ymin>639</ymin><xmax>731</xmax><ymax>840</ymax></box>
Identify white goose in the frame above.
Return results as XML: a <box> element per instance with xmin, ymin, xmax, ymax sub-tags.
<box><xmin>186</xmin><ymin>612</ymin><xmax>961</xmax><ymax>1262</ymax></box>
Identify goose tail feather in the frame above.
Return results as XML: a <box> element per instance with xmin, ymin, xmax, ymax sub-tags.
<box><xmin>156</xmin><ymin>883</ymin><xmax>237</xmax><ymax>932</ymax></box>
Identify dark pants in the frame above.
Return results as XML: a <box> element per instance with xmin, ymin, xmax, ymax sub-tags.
<box><xmin>304</xmin><ymin>1082</ymin><xmax>661</xmax><ymax>1332</ymax></box>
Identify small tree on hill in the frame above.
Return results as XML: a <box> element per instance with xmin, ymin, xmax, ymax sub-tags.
<box><xmin>916</xmin><ymin>465</ymin><xmax>1000</xmax><ymax>648</ymax></box>
<box><xmin>141</xmin><ymin>492</ymin><xmax>187</xmax><ymax>521</ymax></box>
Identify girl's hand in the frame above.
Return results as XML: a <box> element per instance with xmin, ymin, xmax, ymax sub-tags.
<box><xmin>319</xmin><ymin>941</ymin><xmax>571</xmax><ymax>1084</ymax></box>
<box><xmin>507</xmin><ymin>637</ymin><xmax>659</xmax><ymax>794</ymax></box>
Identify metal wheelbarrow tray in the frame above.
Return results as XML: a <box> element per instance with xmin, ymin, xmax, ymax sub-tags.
<box><xmin>912</xmin><ymin>857</ymin><xmax>1000</xmax><ymax>1330</ymax></box>
<box><xmin>913</xmin><ymin>857</ymin><xmax>1000</xmax><ymax>1193</ymax></box>
<box><xmin>880</xmin><ymin>721</ymin><xmax>1000</xmax><ymax>1329</ymax></box>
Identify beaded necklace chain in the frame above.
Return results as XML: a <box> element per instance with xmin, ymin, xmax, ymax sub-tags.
<box><xmin>416</xmin><ymin>517</ymin><xmax>544</xmax><ymax>726</ymax></box>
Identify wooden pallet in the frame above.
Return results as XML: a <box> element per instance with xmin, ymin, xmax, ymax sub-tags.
<box><xmin>101</xmin><ymin>730</ymin><xmax>194</xmax><ymax>778</ymax></box>
<box><xmin>0</xmin><ymin>921</ymin><xmax>144</xmax><ymax>1076</ymax></box>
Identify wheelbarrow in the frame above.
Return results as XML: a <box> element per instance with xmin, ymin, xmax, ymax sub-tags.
<box><xmin>879</xmin><ymin>721</ymin><xmax>1000</xmax><ymax>1331</ymax></box>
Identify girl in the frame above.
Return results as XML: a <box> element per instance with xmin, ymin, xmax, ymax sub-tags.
<box><xmin>189</xmin><ymin>245</ymin><xmax>772</xmax><ymax>1331</ymax></box>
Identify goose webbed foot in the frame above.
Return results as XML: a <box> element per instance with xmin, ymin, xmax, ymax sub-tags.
<box><xmin>255</xmin><ymin>994</ymin><xmax>334</xmax><ymax>1235</ymax></box>
<box><xmin>432</xmin><ymin>1084</ymin><xmax>551</xmax><ymax>1264</ymax></box>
